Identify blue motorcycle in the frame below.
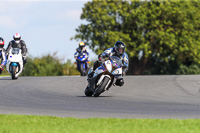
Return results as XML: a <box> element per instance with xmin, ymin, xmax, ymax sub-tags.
<box><xmin>75</xmin><ymin>53</ymin><xmax>89</xmax><ymax>76</ymax></box>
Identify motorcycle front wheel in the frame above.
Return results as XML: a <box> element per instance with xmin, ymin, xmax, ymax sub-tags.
<box><xmin>80</xmin><ymin>63</ymin><xmax>87</xmax><ymax>76</ymax></box>
<box><xmin>11</xmin><ymin>66</ymin><xmax>18</xmax><ymax>80</ymax></box>
<box><xmin>93</xmin><ymin>76</ymin><xmax>110</xmax><ymax>97</ymax></box>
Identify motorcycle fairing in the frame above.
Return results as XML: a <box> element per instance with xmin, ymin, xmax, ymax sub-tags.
<box><xmin>104</xmin><ymin>60</ymin><xmax>112</xmax><ymax>72</ymax></box>
<box><xmin>112</xmin><ymin>67</ymin><xmax>122</xmax><ymax>76</ymax></box>
<box><xmin>6</xmin><ymin>48</ymin><xmax>23</xmax><ymax>78</ymax></box>
<box><xmin>93</xmin><ymin>65</ymin><xmax>106</xmax><ymax>77</ymax></box>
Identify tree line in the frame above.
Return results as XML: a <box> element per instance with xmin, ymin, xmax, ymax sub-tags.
<box><xmin>1</xmin><ymin>53</ymin><xmax>81</xmax><ymax>76</ymax></box>
<box><xmin>72</xmin><ymin>0</ymin><xmax>200</xmax><ymax>75</ymax></box>
<box><xmin>21</xmin><ymin>53</ymin><xmax>80</xmax><ymax>76</ymax></box>
<box><xmin>1</xmin><ymin>51</ymin><xmax>200</xmax><ymax>76</ymax></box>
<box><xmin>2</xmin><ymin>0</ymin><xmax>200</xmax><ymax>76</ymax></box>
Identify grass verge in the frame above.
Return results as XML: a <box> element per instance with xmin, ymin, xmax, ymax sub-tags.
<box><xmin>0</xmin><ymin>114</ymin><xmax>200</xmax><ymax>133</ymax></box>
<box><xmin>0</xmin><ymin>75</ymin><xmax>9</xmax><ymax>77</ymax></box>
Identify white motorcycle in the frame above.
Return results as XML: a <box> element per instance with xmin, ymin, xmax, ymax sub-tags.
<box><xmin>85</xmin><ymin>56</ymin><xmax>123</xmax><ymax>97</ymax></box>
<box><xmin>6</xmin><ymin>48</ymin><xmax>23</xmax><ymax>80</ymax></box>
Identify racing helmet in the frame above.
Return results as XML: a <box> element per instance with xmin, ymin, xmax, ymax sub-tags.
<box><xmin>114</xmin><ymin>41</ymin><xmax>125</xmax><ymax>56</ymax></box>
<box><xmin>0</xmin><ymin>37</ymin><xmax>5</xmax><ymax>48</ymax></box>
<box><xmin>79</xmin><ymin>41</ymin><xmax>85</xmax><ymax>49</ymax></box>
<box><xmin>13</xmin><ymin>33</ymin><xmax>21</xmax><ymax>41</ymax></box>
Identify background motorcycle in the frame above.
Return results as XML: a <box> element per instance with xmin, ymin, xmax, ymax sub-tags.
<box><xmin>6</xmin><ymin>48</ymin><xmax>23</xmax><ymax>80</ymax></box>
<box><xmin>85</xmin><ymin>56</ymin><xmax>122</xmax><ymax>97</ymax></box>
<box><xmin>75</xmin><ymin>53</ymin><xmax>90</xmax><ymax>76</ymax></box>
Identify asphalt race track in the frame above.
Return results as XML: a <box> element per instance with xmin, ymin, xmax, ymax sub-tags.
<box><xmin>0</xmin><ymin>75</ymin><xmax>200</xmax><ymax>119</ymax></box>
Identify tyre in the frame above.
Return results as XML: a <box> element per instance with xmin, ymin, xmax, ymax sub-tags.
<box><xmin>80</xmin><ymin>63</ymin><xmax>86</xmax><ymax>76</ymax></box>
<box><xmin>93</xmin><ymin>76</ymin><xmax>110</xmax><ymax>97</ymax></box>
<box><xmin>11</xmin><ymin>66</ymin><xmax>17</xmax><ymax>80</ymax></box>
<box><xmin>84</xmin><ymin>85</ymin><xmax>93</xmax><ymax>97</ymax></box>
<box><xmin>82</xmin><ymin>72</ymin><xmax>87</xmax><ymax>76</ymax></box>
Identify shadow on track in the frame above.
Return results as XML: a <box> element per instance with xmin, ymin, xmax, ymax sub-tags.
<box><xmin>0</xmin><ymin>78</ymin><xmax>11</xmax><ymax>80</ymax></box>
<box><xmin>76</xmin><ymin>96</ymin><xmax>113</xmax><ymax>98</ymax></box>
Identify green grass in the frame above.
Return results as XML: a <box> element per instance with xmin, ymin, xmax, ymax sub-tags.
<box><xmin>0</xmin><ymin>114</ymin><xmax>200</xmax><ymax>133</ymax></box>
<box><xmin>0</xmin><ymin>75</ymin><xmax>9</xmax><ymax>77</ymax></box>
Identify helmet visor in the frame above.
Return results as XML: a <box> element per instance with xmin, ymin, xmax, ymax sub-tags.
<box><xmin>79</xmin><ymin>46</ymin><xmax>84</xmax><ymax>49</ymax></box>
<box><xmin>14</xmin><ymin>38</ymin><xmax>20</xmax><ymax>41</ymax></box>
<box><xmin>118</xmin><ymin>48</ymin><xmax>124</xmax><ymax>53</ymax></box>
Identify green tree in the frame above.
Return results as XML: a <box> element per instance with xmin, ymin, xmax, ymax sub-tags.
<box><xmin>72</xmin><ymin>0</ymin><xmax>200</xmax><ymax>75</ymax></box>
<box><xmin>21</xmin><ymin>53</ymin><xmax>79</xmax><ymax>76</ymax></box>
<box><xmin>62</xmin><ymin>59</ymin><xmax>80</xmax><ymax>75</ymax></box>
<box><xmin>22</xmin><ymin>54</ymin><xmax>63</xmax><ymax>76</ymax></box>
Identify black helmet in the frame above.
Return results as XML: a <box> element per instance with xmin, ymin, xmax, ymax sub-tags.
<box><xmin>114</xmin><ymin>41</ymin><xmax>125</xmax><ymax>56</ymax></box>
<box><xmin>0</xmin><ymin>37</ymin><xmax>4</xmax><ymax>48</ymax></box>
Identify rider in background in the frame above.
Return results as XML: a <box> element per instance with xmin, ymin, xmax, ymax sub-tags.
<box><xmin>74</xmin><ymin>41</ymin><xmax>89</xmax><ymax>69</ymax></box>
<box><xmin>6</xmin><ymin>33</ymin><xmax>28</xmax><ymax>68</ymax></box>
<box><xmin>88</xmin><ymin>41</ymin><xmax>129</xmax><ymax>87</ymax></box>
<box><xmin>0</xmin><ymin>37</ymin><xmax>7</xmax><ymax>74</ymax></box>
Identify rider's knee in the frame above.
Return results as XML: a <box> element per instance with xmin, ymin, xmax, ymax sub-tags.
<box><xmin>93</xmin><ymin>61</ymin><xmax>98</xmax><ymax>67</ymax></box>
<box><xmin>115</xmin><ymin>78</ymin><xmax>124</xmax><ymax>86</ymax></box>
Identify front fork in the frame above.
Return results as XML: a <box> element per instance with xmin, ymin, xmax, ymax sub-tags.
<box><xmin>89</xmin><ymin>74</ymin><xmax>112</xmax><ymax>92</ymax></box>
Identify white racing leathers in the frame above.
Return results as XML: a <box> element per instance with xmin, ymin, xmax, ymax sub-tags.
<box><xmin>6</xmin><ymin>48</ymin><xmax>23</xmax><ymax>80</ymax></box>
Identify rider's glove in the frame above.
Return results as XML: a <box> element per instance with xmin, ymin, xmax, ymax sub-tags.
<box><xmin>0</xmin><ymin>64</ymin><xmax>4</xmax><ymax>70</ymax></box>
<box><xmin>23</xmin><ymin>56</ymin><xmax>27</xmax><ymax>60</ymax></box>
<box><xmin>98</xmin><ymin>54</ymin><xmax>103</xmax><ymax>61</ymax></box>
<box><xmin>98</xmin><ymin>57</ymin><xmax>105</xmax><ymax>62</ymax></box>
<box><xmin>98</xmin><ymin>54</ymin><xmax>104</xmax><ymax>62</ymax></box>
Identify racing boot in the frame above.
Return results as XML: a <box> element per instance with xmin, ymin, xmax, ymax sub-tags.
<box><xmin>115</xmin><ymin>78</ymin><xmax>124</xmax><ymax>87</ymax></box>
<box><xmin>22</xmin><ymin>56</ymin><xmax>27</xmax><ymax>70</ymax></box>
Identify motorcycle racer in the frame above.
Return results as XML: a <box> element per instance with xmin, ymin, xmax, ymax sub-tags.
<box><xmin>74</xmin><ymin>41</ymin><xmax>89</xmax><ymax>59</ymax></box>
<box><xmin>0</xmin><ymin>37</ymin><xmax>7</xmax><ymax>74</ymax></box>
<box><xmin>6</xmin><ymin>33</ymin><xmax>28</xmax><ymax>68</ymax></box>
<box><xmin>74</xmin><ymin>41</ymin><xmax>89</xmax><ymax>73</ymax></box>
<box><xmin>88</xmin><ymin>41</ymin><xmax>129</xmax><ymax>86</ymax></box>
